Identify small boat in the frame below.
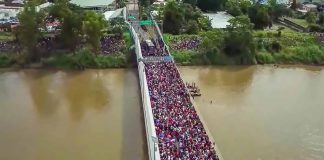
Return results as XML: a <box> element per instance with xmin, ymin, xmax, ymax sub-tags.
<box><xmin>191</xmin><ymin>93</ymin><xmax>201</xmax><ymax>97</ymax></box>
<box><xmin>186</xmin><ymin>82</ymin><xmax>202</xmax><ymax>97</ymax></box>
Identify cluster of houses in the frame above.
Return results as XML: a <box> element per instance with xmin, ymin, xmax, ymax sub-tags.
<box><xmin>0</xmin><ymin>0</ymin><xmax>125</xmax><ymax>32</ymax></box>
<box><xmin>251</xmin><ymin>0</ymin><xmax>324</xmax><ymax>14</ymax></box>
<box><xmin>0</xmin><ymin>0</ymin><xmax>53</xmax><ymax>31</ymax></box>
<box><xmin>257</xmin><ymin>0</ymin><xmax>324</xmax><ymax>13</ymax></box>
<box><xmin>297</xmin><ymin>1</ymin><xmax>324</xmax><ymax>13</ymax></box>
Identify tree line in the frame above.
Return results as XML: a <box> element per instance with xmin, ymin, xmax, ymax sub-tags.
<box><xmin>15</xmin><ymin>0</ymin><xmax>108</xmax><ymax>63</ymax></box>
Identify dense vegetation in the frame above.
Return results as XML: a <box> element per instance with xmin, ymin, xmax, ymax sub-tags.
<box><xmin>0</xmin><ymin>0</ymin><xmax>131</xmax><ymax>69</ymax></box>
<box><xmin>165</xmin><ymin>29</ymin><xmax>324</xmax><ymax>65</ymax></box>
<box><xmin>254</xmin><ymin>31</ymin><xmax>324</xmax><ymax>65</ymax></box>
<box><xmin>43</xmin><ymin>49</ymin><xmax>127</xmax><ymax>69</ymax></box>
<box><xmin>2</xmin><ymin>0</ymin><xmax>324</xmax><ymax>68</ymax></box>
<box><xmin>163</xmin><ymin>15</ymin><xmax>256</xmax><ymax>65</ymax></box>
<box><xmin>162</xmin><ymin>0</ymin><xmax>211</xmax><ymax>34</ymax></box>
<box><xmin>157</xmin><ymin>0</ymin><xmax>324</xmax><ymax>66</ymax></box>
<box><xmin>164</xmin><ymin>21</ymin><xmax>324</xmax><ymax>65</ymax></box>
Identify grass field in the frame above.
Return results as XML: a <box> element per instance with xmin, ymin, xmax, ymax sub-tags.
<box><xmin>285</xmin><ymin>17</ymin><xmax>309</xmax><ymax>28</ymax></box>
<box><xmin>265</xmin><ymin>23</ymin><xmax>295</xmax><ymax>32</ymax></box>
<box><xmin>0</xmin><ymin>32</ymin><xmax>15</xmax><ymax>42</ymax></box>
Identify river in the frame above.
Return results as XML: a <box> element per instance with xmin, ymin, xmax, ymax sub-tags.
<box><xmin>0</xmin><ymin>69</ymin><xmax>147</xmax><ymax>160</ymax></box>
<box><xmin>179</xmin><ymin>65</ymin><xmax>324</xmax><ymax>160</ymax></box>
<box><xmin>0</xmin><ymin>66</ymin><xmax>324</xmax><ymax>160</ymax></box>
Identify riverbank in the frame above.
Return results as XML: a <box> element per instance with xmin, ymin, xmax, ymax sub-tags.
<box><xmin>0</xmin><ymin>31</ymin><xmax>133</xmax><ymax>69</ymax></box>
<box><xmin>0</xmin><ymin>49</ymin><xmax>130</xmax><ymax>69</ymax></box>
<box><xmin>163</xmin><ymin>31</ymin><xmax>324</xmax><ymax>66</ymax></box>
<box><xmin>2</xmin><ymin>31</ymin><xmax>324</xmax><ymax>69</ymax></box>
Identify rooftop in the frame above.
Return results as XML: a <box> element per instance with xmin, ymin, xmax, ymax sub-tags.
<box><xmin>70</xmin><ymin>0</ymin><xmax>114</xmax><ymax>7</ymax></box>
<box><xmin>103</xmin><ymin>8</ymin><xmax>124</xmax><ymax>20</ymax></box>
<box><xmin>204</xmin><ymin>12</ymin><xmax>233</xmax><ymax>29</ymax></box>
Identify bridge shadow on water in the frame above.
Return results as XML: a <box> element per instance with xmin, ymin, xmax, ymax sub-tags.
<box><xmin>121</xmin><ymin>68</ymin><xmax>148</xmax><ymax>160</ymax></box>
<box><xmin>24</xmin><ymin>70</ymin><xmax>111</xmax><ymax>121</ymax></box>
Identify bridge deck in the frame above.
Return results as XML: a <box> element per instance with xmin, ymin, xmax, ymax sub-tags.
<box><xmin>126</xmin><ymin>5</ymin><xmax>222</xmax><ymax>160</ymax></box>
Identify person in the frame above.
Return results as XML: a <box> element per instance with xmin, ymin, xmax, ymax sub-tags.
<box><xmin>145</xmin><ymin>62</ymin><xmax>218</xmax><ymax>159</ymax></box>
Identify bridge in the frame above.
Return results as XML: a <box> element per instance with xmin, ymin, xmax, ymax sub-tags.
<box><xmin>124</xmin><ymin>3</ymin><xmax>223</xmax><ymax>159</ymax></box>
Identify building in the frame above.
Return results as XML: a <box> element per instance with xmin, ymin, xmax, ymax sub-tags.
<box><xmin>204</xmin><ymin>12</ymin><xmax>234</xmax><ymax>29</ymax></box>
<box><xmin>103</xmin><ymin>8</ymin><xmax>125</xmax><ymax>20</ymax></box>
<box><xmin>70</xmin><ymin>0</ymin><xmax>115</xmax><ymax>12</ymax></box>
<box><xmin>302</xmin><ymin>3</ymin><xmax>318</xmax><ymax>11</ymax></box>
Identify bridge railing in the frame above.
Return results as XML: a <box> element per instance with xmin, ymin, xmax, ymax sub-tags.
<box><xmin>149</xmin><ymin>13</ymin><xmax>172</xmax><ymax>59</ymax></box>
<box><xmin>125</xmin><ymin>8</ymin><xmax>161</xmax><ymax>160</ymax></box>
<box><xmin>137</xmin><ymin>61</ymin><xmax>160</xmax><ymax>160</ymax></box>
<box><xmin>128</xmin><ymin>24</ymin><xmax>143</xmax><ymax>59</ymax></box>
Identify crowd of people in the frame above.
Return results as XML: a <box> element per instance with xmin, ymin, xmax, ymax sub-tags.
<box><xmin>145</xmin><ymin>62</ymin><xmax>218</xmax><ymax>160</ymax></box>
<box><xmin>0</xmin><ymin>34</ymin><xmax>126</xmax><ymax>54</ymax></box>
<box><xmin>169</xmin><ymin>36</ymin><xmax>201</xmax><ymax>51</ymax></box>
<box><xmin>101</xmin><ymin>35</ymin><xmax>126</xmax><ymax>54</ymax></box>
<box><xmin>186</xmin><ymin>82</ymin><xmax>202</xmax><ymax>97</ymax></box>
<box><xmin>37</xmin><ymin>36</ymin><xmax>60</xmax><ymax>51</ymax></box>
<box><xmin>0</xmin><ymin>41</ymin><xmax>18</xmax><ymax>52</ymax></box>
<box><xmin>141</xmin><ymin>38</ymin><xmax>168</xmax><ymax>57</ymax></box>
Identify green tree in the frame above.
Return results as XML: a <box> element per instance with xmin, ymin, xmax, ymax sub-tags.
<box><xmin>48</xmin><ymin>0</ymin><xmax>84</xmax><ymax>51</ymax></box>
<box><xmin>268</xmin><ymin>0</ymin><xmax>289</xmax><ymax>20</ymax></box>
<box><xmin>226</xmin><ymin>0</ymin><xmax>252</xmax><ymax>17</ymax></box>
<box><xmin>308</xmin><ymin>24</ymin><xmax>323</xmax><ymax>32</ymax></box>
<box><xmin>183</xmin><ymin>0</ymin><xmax>197</xmax><ymax>8</ymax></box>
<box><xmin>109</xmin><ymin>17</ymin><xmax>127</xmax><ymax>37</ymax></box>
<box><xmin>306</xmin><ymin>11</ymin><xmax>317</xmax><ymax>24</ymax></box>
<box><xmin>182</xmin><ymin>3</ymin><xmax>211</xmax><ymax>31</ymax></box>
<box><xmin>183</xmin><ymin>3</ymin><xmax>200</xmax><ymax>21</ymax></box>
<box><xmin>239</xmin><ymin>0</ymin><xmax>252</xmax><ymax>14</ymax></box>
<box><xmin>198</xmin><ymin>29</ymin><xmax>225</xmax><ymax>64</ymax></box>
<box><xmin>226</xmin><ymin>0</ymin><xmax>242</xmax><ymax>17</ymax></box>
<box><xmin>162</xmin><ymin>1</ymin><xmax>211</xmax><ymax>34</ymax></box>
<box><xmin>248</xmin><ymin>4</ymin><xmax>270</xmax><ymax>29</ymax></box>
<box><xmin>199</xmin><ymin>29</ymin><xmax>224</xmax><ymax>54</ymax></box>
<box><xmin>197</xmin><ymin>0</ymin><xmax>225</xmax><ymax>11</ymax></box>
<box><xmin>291</xmin><ymin>0</ymin><xmax>297</xmax><ymax>10</ymax></box>
<box><xmin>163</xmin><ymin>1</ymin><xmax>185</xmax><ymax>34</ymax></box>
<box><xmin>277</xmin><ymin>26</ymin><xmax>285</xmax><ymax>37</ymax></box>
<box><xmin>82</xmin><ymin>11</ymin><xmax>108</xmax><ymax>54</ymax></box>
<box><xmin>318</xmin><ymin>12</ymin><xmax>324</xmax><ymax>25</ymax></box>
<box><xmin>186</xmin><ymin>20</ymin><xmax>199</xmax><ymax>34</ymax></box>
<box><xmin>224</xmin><ymin>16</ymin><xmax>255</xmax><ymax>64</ymax></box>
<box><xmin>139</xmin><ymin>0</ymin><xmax>149</xmax><ymax>7</ymax></box>
<box><xmin>17</xmin><ymin>0</ymin><xmax>44</xmax><ymax>62</ymax></box>
<box><xmin>197</xmin><ymin>16</ymin><xmax>212</xmax><ymax>31</ymax></box>
<box><xmin>61</xmin><ymin>14</ymin><xmax>83</xmax><ymax>51</ymax></box>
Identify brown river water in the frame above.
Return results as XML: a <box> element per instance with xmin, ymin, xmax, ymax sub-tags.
<box><xmin>0</xmin><ymin>69</ymin><xmax>147</xmax><ymax>160</ymax></box>
<box><xmin>0</xmin><ymin>66</ymin><xmax>324</xmax><ymax>160</ymax></box>
<box><xmin>179</xmin><ymin>65</ymin><xmax>324</xmax><ymax>160</ymax></box>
